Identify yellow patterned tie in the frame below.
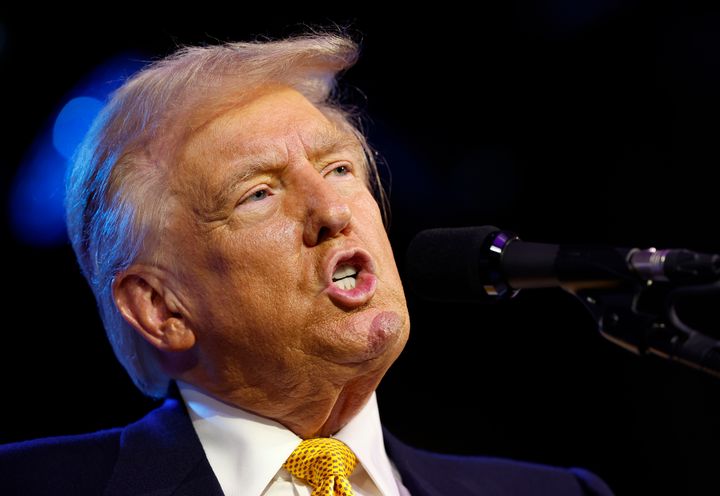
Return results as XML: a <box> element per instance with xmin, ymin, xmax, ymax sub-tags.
<box><xmin>283</xmin><ymin>437</ymin><xmax>358</xmax><ymax>496</ymax></box>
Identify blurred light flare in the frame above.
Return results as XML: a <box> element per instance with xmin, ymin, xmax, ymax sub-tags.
<box><xmin>53</xmin><ymin>96</ymin><xmax>104</xmax><ymax>160</ymax></box>
<box><xmin>10</xmin><ymin>55</ymin><xmax>144</xmax><ymax>246</ymax></box>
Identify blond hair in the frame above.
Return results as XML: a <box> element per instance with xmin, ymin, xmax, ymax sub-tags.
<box><xmin>65</xmin><ymin>33</ymin><xmax>385</xmax><ymax>397</ymax></box>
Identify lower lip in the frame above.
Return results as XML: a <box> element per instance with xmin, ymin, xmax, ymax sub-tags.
<box><xmin>325</xmin><ymin>271</ymin><xmax>377</xmax><ymax>308</ymax></box>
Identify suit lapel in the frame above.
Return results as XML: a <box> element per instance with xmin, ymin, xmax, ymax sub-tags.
<box><xmin>383</xmin><ymin>429</ymin><xmax>446</xmax><ymax>496</ymax></box>
<box><xmin>104</xmin><ymin>399</ymin><xmax>224</xmax><ymax>496</ymax></box>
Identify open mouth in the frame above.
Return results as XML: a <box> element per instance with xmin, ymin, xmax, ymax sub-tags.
<box><xmin>325</xmin><ymin>249</ymin><xmax>377</xmax><ymax>307</ymax></box>
<box><xmin>332</xmin><ymin>263</ymin><xmax>360</xmax><ymax>290</ymax></box>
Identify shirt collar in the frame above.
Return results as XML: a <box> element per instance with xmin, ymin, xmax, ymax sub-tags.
<box><xmin>334</xmin><ymin>392</ymin><xmax>401</xmax><ymax>496</ymax></box>
<box><xmin>179</xmin><ymin>381</ymin><xmax>300</xmax><ymax>496</ymax></box>
<box><xmin>178</xmin><ymin>381</ymin><xmax>399</xmax><ymax>496</ymax></box>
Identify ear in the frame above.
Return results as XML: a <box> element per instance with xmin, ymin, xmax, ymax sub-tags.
<box><xmin>112</xmin><ymin>267</ymin><xmax>196</xmax><ymax>353</ymax></box>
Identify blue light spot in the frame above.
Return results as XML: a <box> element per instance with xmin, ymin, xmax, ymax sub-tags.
<box><xmin>10</xmin><ymin>53</ymin><xmax>146</xmax><ymax>247</ymax></box>
<box><xmin>52</xmin><ymin>96</ymin><xmax>103</xmax><ymax>159</ymax></box>
<box><xmin>10</xmin><ymin>140</ymin><xmax>69</xmax><ymax>245</ymax></box>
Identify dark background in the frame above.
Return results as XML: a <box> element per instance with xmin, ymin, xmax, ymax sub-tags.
<box><xmin>2</xmin><ymin>3</ymin><xmax>720</xmax><ymax>494</ymax></box>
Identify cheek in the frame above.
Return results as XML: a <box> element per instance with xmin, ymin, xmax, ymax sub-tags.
<box><xmin>189</xmin><ymin>225</ymin><xmax>306</xmax><ymax>329</ymax></box>
<box><xmin>205</xmin><ymin>219</ymin><xmax>308</xmax><ymax>303</ymax></box>
<box><xmin>353</xmin><ymin>193</ymin><xmax>390</xmax><ymax>246</ymax></box>
<box><xmin>351</xmin><ymin>194</ymin><xmax>402</xmax><ymax>276</ymax></box>
<box><xmin>351</xmin><ymin>188</ymin><xmax>384</xmax><ymax>222</ymax></box>
<box><xmin>218</xmin><ymin>225</ymin><xmax>295</xmax><ymax>279</ymax></box>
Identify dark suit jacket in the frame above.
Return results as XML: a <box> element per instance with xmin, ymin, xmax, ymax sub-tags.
<box><xmin>0</xmin><ymin>398</ymin><xmax>613</xmax><ymax>495</ymax></box>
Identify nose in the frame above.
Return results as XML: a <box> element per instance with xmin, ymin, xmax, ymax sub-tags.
<box><xmin>297</xmin><ymin>167</ymin><xmax>352</xmax><ymax>247</ymax></box>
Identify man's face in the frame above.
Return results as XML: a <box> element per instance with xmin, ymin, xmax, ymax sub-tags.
<box><xmin>166</xmin><ymin>87</ymin><xmax>409</xmax><ymax>398</ymax></box>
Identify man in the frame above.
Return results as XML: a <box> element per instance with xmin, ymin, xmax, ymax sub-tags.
<box><xmin>0</xmin><ymin>33</ymin><xmax>613</xmax><ymax>495</ymax></box>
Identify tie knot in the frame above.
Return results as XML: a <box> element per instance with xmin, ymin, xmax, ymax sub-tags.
<box><xmin>284</xmin><ymin>438</ymin><xmax>358</xmax><ymax>495</ymax></box>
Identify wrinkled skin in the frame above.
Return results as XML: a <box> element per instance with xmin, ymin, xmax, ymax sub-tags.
<box><xmin>114</xmin><ymin>87</ymin><xmax>410</xmax><ymax>438</ymax></box>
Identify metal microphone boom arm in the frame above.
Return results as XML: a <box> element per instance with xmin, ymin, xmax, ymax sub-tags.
<box><xmin>571</xmin><ymin>279</ymin><xmax>720</xmax><ymax>379</ymax></box>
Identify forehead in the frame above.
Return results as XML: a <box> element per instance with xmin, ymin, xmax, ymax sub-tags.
<box><xmin>170</xmin><ymin>87</ymin><xmax>364</xmax><ymax>215</ymax></box>
<box><xmin>179</xmin><ymin>87</ymin><xmax>352</xmax><ymax>166</ymax></box>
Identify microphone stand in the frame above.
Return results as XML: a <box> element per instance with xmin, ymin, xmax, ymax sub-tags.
<box><xmin>571</xmin><ymin>280</ymin><xmax>720</xmax><ymax>379</ymax></box>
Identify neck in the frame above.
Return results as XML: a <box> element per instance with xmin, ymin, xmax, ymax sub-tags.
<box><xmin>286</xmin><ymin>375</ymin><xmax>381</xmax><ymax>438</ymax></box>
<box><xmin>180</xmin><ymin>367</ymin><xmax>384</xmax><ymax>439</ymax></box>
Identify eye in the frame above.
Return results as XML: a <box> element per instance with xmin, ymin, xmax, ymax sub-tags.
<box><xmin>250</xmin><ymin>189</ymin><xmax>268</xmax><ymax>201</ymax></box>
<box><xmin>325</xmin><ymin>163</ymin><xmax>352</xmax><ymax>177</ymax></box>
<box><xmin>240</xmin><ymin>187</ymin><xmax>271</xmax><ymax>205</ymax></box>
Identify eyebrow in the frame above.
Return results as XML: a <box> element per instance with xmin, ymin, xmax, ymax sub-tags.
<box><xmin>201</xmin><ymin>128</ymin><xmax>364</xmax><ymax>219</ymax></box>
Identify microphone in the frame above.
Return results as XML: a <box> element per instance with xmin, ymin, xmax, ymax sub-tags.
<box><xmin>406</xmin><ymin>226</ymin><xmax>720</xmax><ymax>302</ymax></box>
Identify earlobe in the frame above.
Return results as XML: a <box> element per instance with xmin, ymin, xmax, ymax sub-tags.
<box><xmin>159</xmin><ymin>317</ymin><xmax>196</xmax><ymax>351</ymax></box>
<box><xmin>113</xmin><ymin>269</ymin><xmax>196</xmax><ymax>353</ymax></box>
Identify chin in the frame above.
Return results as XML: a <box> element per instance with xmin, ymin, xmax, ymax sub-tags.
<box><xmin>368</xmin><ymin>309</ymin><xmax>408</xmax><ymax>355</ymax></box>
<box><xmin>339</xmin><ymin>305</ymin><xmax>409</xmax><ymax>368</ymax></box>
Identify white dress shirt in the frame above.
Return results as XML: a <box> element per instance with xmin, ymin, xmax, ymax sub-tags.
<box><xmin>178</xmin><ymin>382</ymin><xmax>411</xmax><ymax>496</ymax></box>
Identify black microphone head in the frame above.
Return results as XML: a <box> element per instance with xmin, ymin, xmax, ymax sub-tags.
<box><xmin>405</xmin><ymin>226</ymin><xmax>506</xmax><ymax>302</ymax></box>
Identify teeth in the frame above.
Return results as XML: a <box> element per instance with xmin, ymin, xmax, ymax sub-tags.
<box><xmin>332</xmin><ymin>264</ymin><xmax>357</xmax><ymax>281</ymax></box>
<box><xmin>332</xmin><ymin>263</ymin><xmax>358</xmax><ymax>291</ymax></box>
<box><xmin>333</xmin><ymin>277</ymin><xmax>357</xmax><ymax>290</ymax></box>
